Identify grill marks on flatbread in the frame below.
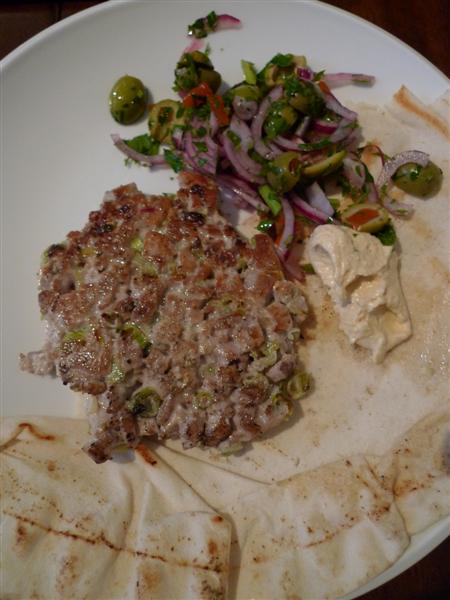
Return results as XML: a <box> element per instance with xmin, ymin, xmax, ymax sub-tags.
<box><xmin>0</xmin><ymin>418</ymin><xmax>231</xmax><ymax>600</ymax></box>
<box><xmin>1</xmin><ymin>412</ymin><xmax>449</xmax><ymax>599</ymax></box>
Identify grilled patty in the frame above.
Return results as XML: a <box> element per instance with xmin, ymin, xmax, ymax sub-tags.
<box><xmin>21</xmin><ymin>172</ymin><xmax>307</xmax><ymax>462</ymax></box>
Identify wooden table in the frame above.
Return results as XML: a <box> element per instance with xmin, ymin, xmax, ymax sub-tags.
<box><xmin>1</xmin><ymin>2</ymin><xmax>449</xmax><ymax>598</ymax></box>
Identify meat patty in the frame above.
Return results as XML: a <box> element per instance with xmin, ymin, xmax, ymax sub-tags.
<box><xmin>21</xmin><ymin>172</ymin><xmax>308</xmax><ymax>462</ymax></box>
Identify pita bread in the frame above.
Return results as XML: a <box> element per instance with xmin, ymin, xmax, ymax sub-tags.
<box><xmin>3</xmin><ymin>88</ymin><xmax>450</xmax><ymax>599</ymax></box>
<box><xmin>2</xmin><ymin>409</ymin><xmax>448</xmax><ymax>599</ymax></box>
<box><xmin>0</xmin><ymin>418</ymin><xmax>231</xmax><ymax>599</ymax></box>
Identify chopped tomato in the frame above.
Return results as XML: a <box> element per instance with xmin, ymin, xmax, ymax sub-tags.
<box><xmin>318</xmin><ymin>80</ymin><xmax>331</xmax><ymax>94</ymax></box>
<box><xmin>346</xmin><ymin>208</ymin><xmax>380</xmax><ymax>228</ymax></box>
<box><xmin>274</xmin><ymin>211</ymin><xmax>285</xmax><ymax>247</ymax></box>
<box><xmin>182</xmin><ymin>82</ymin><xmax>229</xmax><ymax>126</ymax></box>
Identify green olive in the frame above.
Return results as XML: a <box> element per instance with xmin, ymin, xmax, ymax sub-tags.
<box><xmin>174</xmin><ymin>51</ymin><xmax>221</xmax><ymax>93</ymax></box>
<box><xmin>286</xmin><ymin>80</ymin><xmax>325</xmax><ymax>117</ymax></box>
<box><xmin>303</xmin><ymin>150</ymin><xmax>346</xmax><ymax>178</ymax></box>
<box><xmin>109</xmin><ymin>75</ymin><xmax>147</xmax><ymax>125</ymax></box>
<box><xmin>148</xmin><ymin>99</ymin><xmax>184</xmax><ymax>144</ymax></box>
<box><xmin>264</xmin><ymin>99</ymin><xmax>298</xmax><ymax>139</ymax></box>
<box><xmin>267</xmin><ymin>152</ymin><xmax>303</xmax><ymax>193</ymax></box>
<box><xmin>392</xmin><ymin>161</ymin><xmax>443</xmax><ymax>198</ymax></box>
<box><xmin>229</xmin><ymin>83</ymin><xmax>261</xmax><ymax>102</ymax></box>
<box><xmin>198</xmin><ymin>68</ymin><xmax>222</xmax><ymax>92</ymax></box>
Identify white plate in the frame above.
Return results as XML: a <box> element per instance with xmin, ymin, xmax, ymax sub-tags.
<box><xmin>1</xmin><ymin>0</ymin><xmax>449</xmax><ymax>596</ymax></box>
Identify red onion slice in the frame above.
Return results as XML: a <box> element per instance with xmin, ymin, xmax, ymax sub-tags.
<box><xmin>366</xmin><ymin>182</ymin><xmax>379</xmax><ymax>203</ymax></box>
<box><xmin>290</xmin><ymin>193</ymin><xmax>330</xmax><ymax>225</ymax></box>
<box><xmin>183</xmin><ymin>38</ymin><xmax>204</xmax><ymax>53</ymax></box>
<box><xmin>377</xmin><ymin>150</ymin><xmax>429</xmax><ymax>190</ymax></box>
<box><xmin>251</xmin><ymin>86</ymin><xmax>283</xmax><ymax>160</ymax></box>
<box><xmin>382</xmin><ymin>196</ymin><xmax>414</xmax><ymax>218</ymax></box>
<box><xmin>111</xmin><ymin>134</ymin><xmax>168</xmax><ymax>167</ymax></box>
<box><xmin>329</xmin><ymin>118</ymin><xmax>355</xmax><ymax>143</ymax></box>
<box><xmin>277</xmin><ymin>197</ymin><xmax>295</xmax><ymax>257</ymax></box>
<box><xmin>222</xmin><ymin>132</ymin><xmax>264</xmax><ymax>184</ymax></box>
<box><xmin>216</xmin><ymin>14</ymin><xmax>242</xmax><ymax>31</ymax></box>
<box><xmin>282</xmin><ymin>242</ymin><xmax>306</xmax><ymax>282</ymax></box>
<box><xmin>295</xmin><ymin>115</ymin><xmax>312</xmax><ymax>138</ymax></box>
<box><xmin>319</xmin><ymin>87</ymin><xmax>358</xmax><ymax>121</ymax></box>
<box><xmin>323</xmin><ymin>72</ymin><xmax>375</xmax><ymax>88</ymax></box>
<box><xmin>312</xmin><ymin>119</ymin><xmax>338</xmax><ymax>135</ymax></box>
<box><xmin>341</xmin><ymin>126</ymin><xmax>362</xmax><ymax>151</ymax></box>
<box><xmin>184</xmin><ymin>131</ymin><xmax>218</xmax><ymax>175</ymax></box>
<box><xmin>305</xmin><ymin>182</ymin><xmax>334</xmax><ymax>217</ymax></box>
<box><xmin>273</xmin><ymin>135</ymin><xmax>304</xmax><ymax>150</ymax></box>
<box><xmin>343</xmin><ymin>156</ymin><xmax>365</xmax><ymax>189</ymax></box>
<box><xmin>217</xmin><ymin>175</ymin><xmax>268</xmax><ymax>212</ymax></box>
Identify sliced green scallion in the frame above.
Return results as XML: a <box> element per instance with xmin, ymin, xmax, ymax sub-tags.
<box><xmin>106</xmin><ymin>362</ymin><xmax>125</xmax><ymax>385</ymax></box>
<box><xmin>284</xmin><ymin>372</ymin><xmax>311</xmax><ymax>400</ymax></box>
<box><xmin>258</xmin><ymin>184</ymin><xmax>282</xmax><ymax>216</ymax></box>
<box><xmin>126</xmin><ymin>387</ymin><xmax>161</xmax><ymax>417</ymax></box>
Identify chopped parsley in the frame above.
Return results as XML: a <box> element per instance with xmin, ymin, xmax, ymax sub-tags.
<box><xmin>124</xmin><ymin>134</ymin><xmax>160</xmax><ymax>156</ymax></box>
<box><xmin>298</xmin><ymin>138</ymin><xmax>332</xmax><ymax>151</ymax></box>
<box><xmin>164</xmin><ymin>149</ymin><xmax>184</xmax><ymax>173</ymax></box>
<box><xmin>194</xmin><ymin>141</ymin><xmax>208</xmax><ymax>153</ymax></box>
<box><xmin>188</xmin><ymin>10</ymin><xmax>218</xmax><ymax>38</ymax></box>
<box><xmin>269</xmin><ymin>53</ymin><xmax>293</xmax><ymax>67</ymax></box>
<box><xmin>226</xmin><ymin>130</ymin><xmax>241</xmax><ymax>148</ymax></box>
<box><xmin>374</xmin><ymin>222</ymin><xmax>396</xmax><ymax>246</ymax></box>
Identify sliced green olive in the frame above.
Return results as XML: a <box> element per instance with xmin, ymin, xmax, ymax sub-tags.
<box><xmin>341</xmin><ymin>202</ymin><xmax>390</xmax><ymax>233</ymax></box>
<box><xmin>148</xmin><ymin>99</ymin><xmax>184</xmax><ymax>144</ymax></box>
<box><xmin>126</xmin><ymin>387</ymin><xmax>161</xmax><ymax>417</ymax></box>
<box><xmin>286</xmin><ymin>79</ymin><xmax>325</xmax><ymax>117</ymax></box>
<box><xmin>392</xmin><ymin>161</ymin><xmax>443</xmax><ymax>198</ymax></box>
<box><xmin>229</xmin><ymin>83</ymin><xmax>261</xmax><ymax>102</ymax></box>
<box><xmin>190</xmin><ymin>50</ymin><xmax>213</xmax><ymax>68</ymax></box>
<box><xmin>241</xmin><ymin>60</ymin><xmax>257</xmax><ymax>85</ymax></box>
<box><xmin>267</xmin><ymin>151</ymin><xmax>303</xmax><ymax>193</ymax></box>
<box><xmin>109</xmin><ymin>75</ymin><xmax>147</xmax><ymax>125</ymax></box>
<box><xmin>303</xmin><ymin>150</ymin><xmax>346</xmax><ymax>178</ymax></box>
<box><xmin>258</xmin><ymin>55</ymin><xmax>305</xmax><ymax>90</ymax></box>
<box><xmin>264</xmin><ymin>99</ymin><xmax>298</xmax><ymax>139</ymax></box>
<box><xmin>174</xmin><ymin>51</ymin><xmax>221</xmax><ymax>93</ymax></box>
<box><xmin>198</xmin><ymin>68</ymin><xmax>221</xmax><ymax>92</ymax></box>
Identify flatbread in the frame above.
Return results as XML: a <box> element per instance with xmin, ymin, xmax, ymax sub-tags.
<box><xmin>2</xmin><ymin>409</ymin><xmax>448</xmax><ymax>599</ymax></box>
<box><xmin>0</xmin><ymin>418</ymin><xmax>231</xmax><ymax>599</ymax></box>
<box><xmin>3</xmin><ymin>87</ymin><xmax>450</xmax><ymax>599</ymax></box>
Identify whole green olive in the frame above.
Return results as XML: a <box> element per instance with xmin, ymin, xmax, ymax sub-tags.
<box><xmin>392</xmin><ymin>161</ymin><xmax>443</xmax><ymax>198</ymax></box>
<box><xmin>267</xmin><ymin>151</ymin><xmax>302</xmax><ymax>193</ymax></box>
<box><xmin>109</xmin><ymin>75</ymin><xmax>147</xmax><ymax>125</ymax></box>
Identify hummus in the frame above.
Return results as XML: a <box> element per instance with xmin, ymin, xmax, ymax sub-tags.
<box><xmin>307</xmin><ymin>225</ymin><xmax>412</xmax><ymax>362</ymax></box>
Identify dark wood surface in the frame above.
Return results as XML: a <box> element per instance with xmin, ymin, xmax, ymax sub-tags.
<box><xmin>1</xmin><ymin>1</ymin><xmax>449</xmax><ymax>599</ymax></box>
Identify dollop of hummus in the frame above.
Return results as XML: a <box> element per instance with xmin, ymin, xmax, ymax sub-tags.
<box><xmin>307</xmin><ymin>225</ymin><xmax>412</xmax><ymax>362</ymax></box>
